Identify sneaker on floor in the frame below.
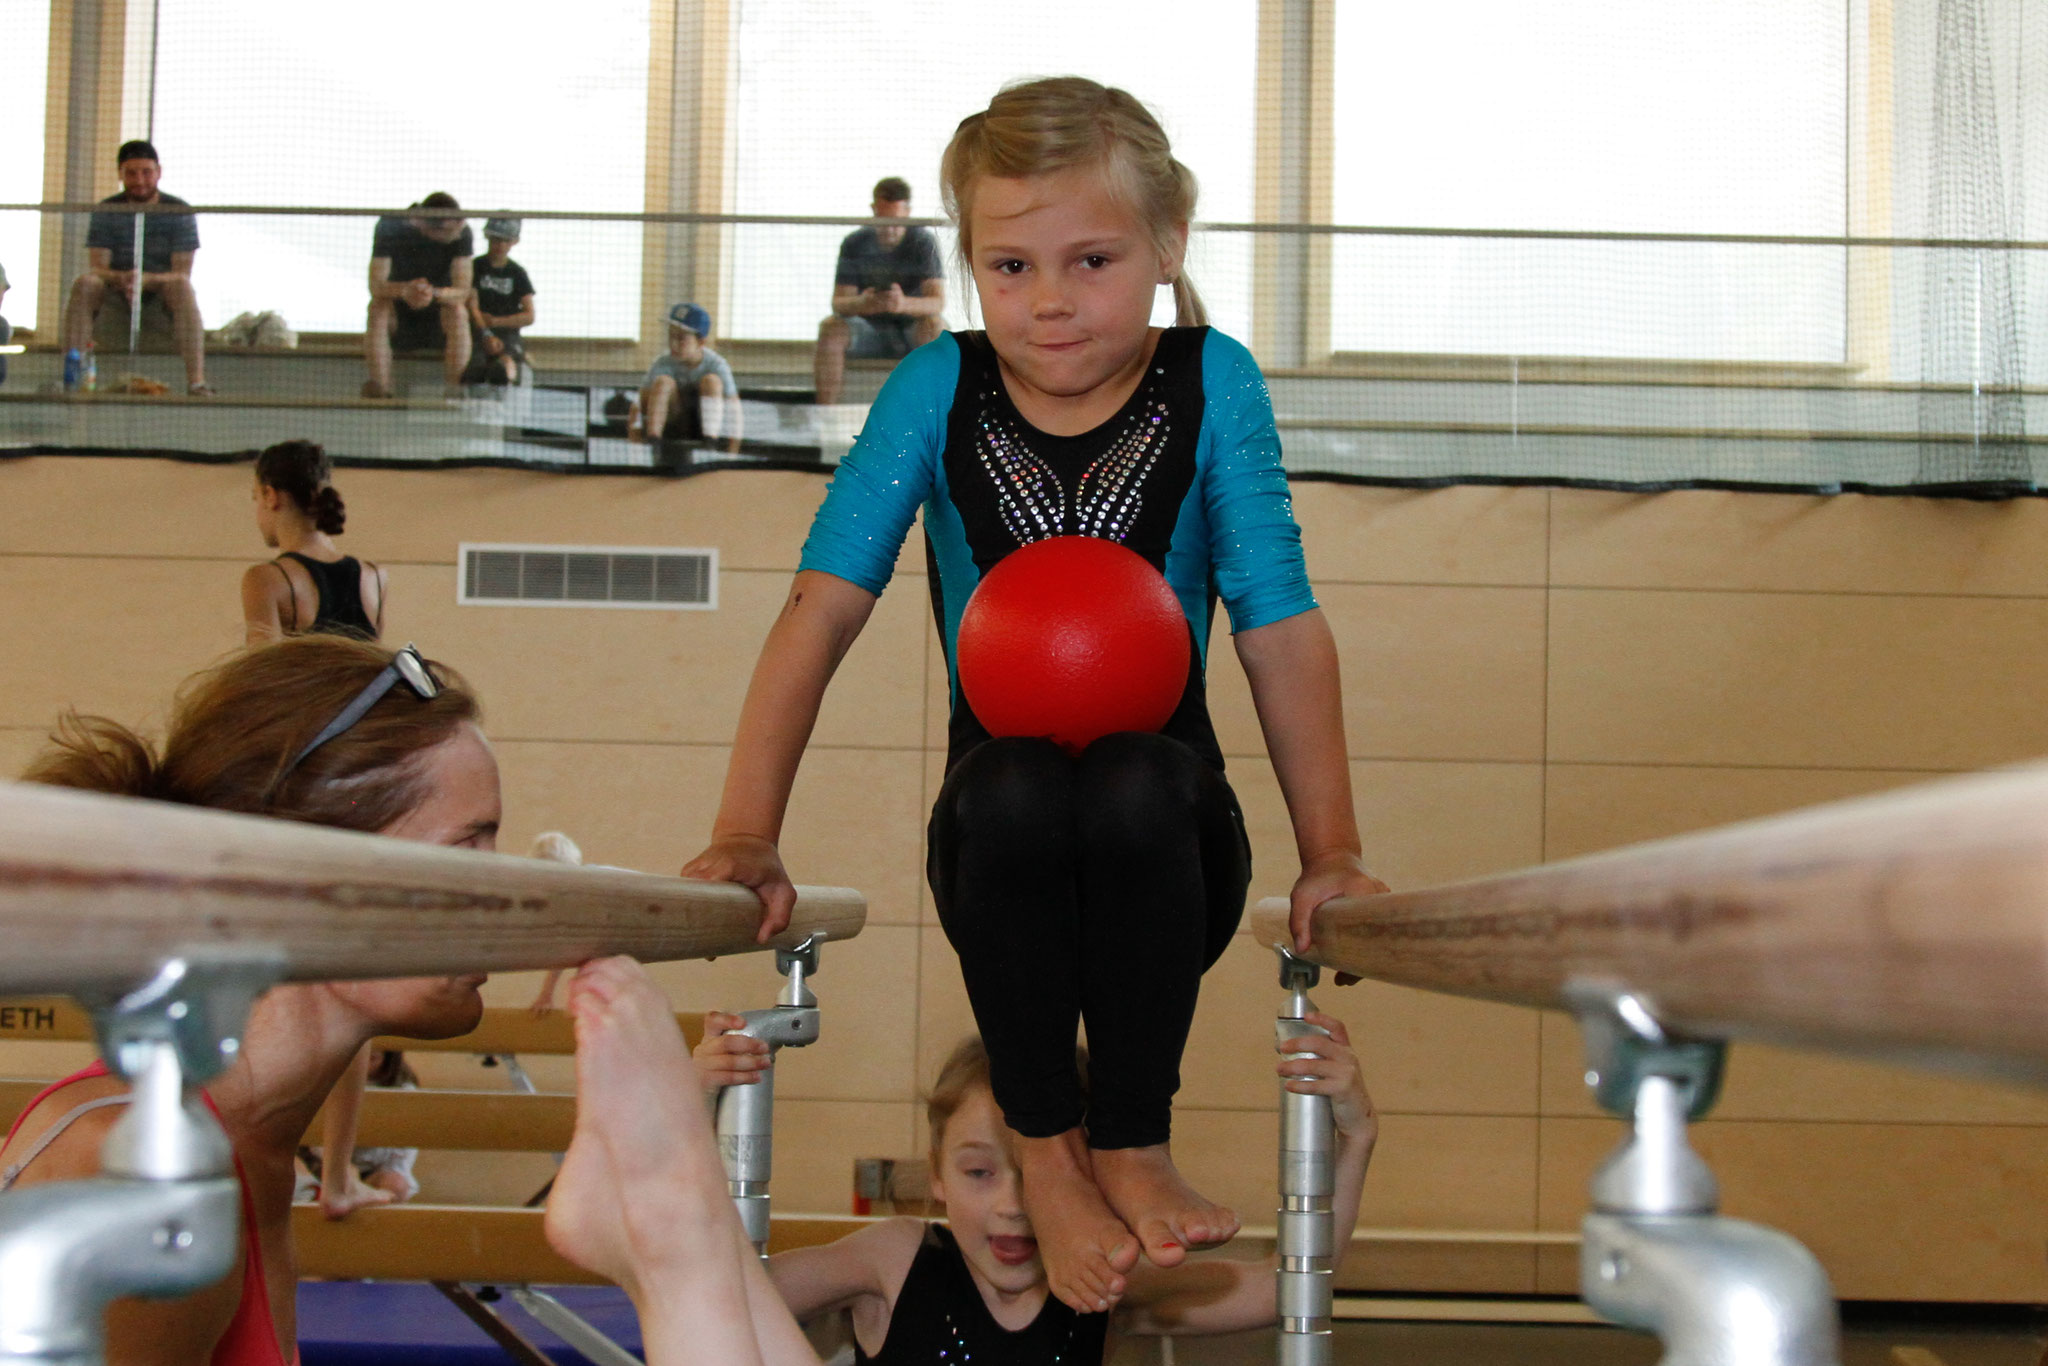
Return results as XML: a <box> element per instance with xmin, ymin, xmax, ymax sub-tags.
<box><xmin>187</xmin><ymin>382</ymin><xmax>217</xmax><ymax>398</ymax></box>
<box><xmin>361</xmin><ymin>380</ymin><xmax>394</xmax><ymax>400</ymax></box>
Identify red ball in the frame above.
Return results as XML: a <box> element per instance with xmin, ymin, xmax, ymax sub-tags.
<box><xmin>956</xmin><ymin>536</ymin><xmax>1191</xmax><ymax>755</ymax></box>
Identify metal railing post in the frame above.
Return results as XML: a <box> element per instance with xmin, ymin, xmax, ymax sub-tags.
<box><xmin>1273</xmin><ymin>947</ymin><xmax>1334</xmax><ymax>1366</ymax></box>
<box><xmin>715</xmin><ymin>933</ymin><xmax>824</xmax><ymax>1255</ymax></box>
<box><xmin>0</xmin><ymin>950</ymin><xmax>279</xmax><ymax>1366</ymax></box>
<box><xmin>1569</xmin><ymin>984</ymin><xmax>1840</xmax><ymax>1366</ymax></box>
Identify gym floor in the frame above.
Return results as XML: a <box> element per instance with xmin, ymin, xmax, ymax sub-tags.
<box><xmin>1111</xmin><ymin>1310</ymin><xmax>2048</xmax><ymax>1365</ymax></box>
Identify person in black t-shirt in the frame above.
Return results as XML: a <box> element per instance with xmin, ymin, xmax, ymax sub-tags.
<box><xmin>814</xmin><ymin>176</ymin><xmax>946</xmax><ymax>403</ymax></box>
<box><xmin>364</xmin><ymin>191</ymin><xmax>474</xmax><ymax>398</ymax></box>
<box><xmin>462</xmin><ymin>218</ymin><xmax>536</xmax><ymax>387</ymax></box>
<box><xmin>61</xmin><ymin>140</ymin><xmax>212</xmax><ymax>395</ymax></box>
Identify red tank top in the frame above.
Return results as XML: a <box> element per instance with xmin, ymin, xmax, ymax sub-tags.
<box><xmin>2</xmin><ymin>1063</ymin><xmax>294</xmax><ymax>1366</ymax></box>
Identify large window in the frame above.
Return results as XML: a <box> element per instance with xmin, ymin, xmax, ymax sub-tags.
<box><xmin>1</xmin><ymin>0</ymin><xmax>51</xmax><ymax>329</ymax></box>
<box><xmin>1330</xmin><ymin>0</ymin><xmax>1847</xmax><ymax>360</ymax></box>
<box><xmin>150</xmin><ymin>0</ymin><xmax>648</xmax><ymax>337</ymax></box>
<box><xmin>728</xmin><ymin>0</ymin><xmax>1258</xmax><ymax>343</ymax></box>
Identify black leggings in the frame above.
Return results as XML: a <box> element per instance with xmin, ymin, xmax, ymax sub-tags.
<box><xmin>927</xmin><ymin>732</ymin><xmax>1251</xmax><ymax>1149</ymax></box>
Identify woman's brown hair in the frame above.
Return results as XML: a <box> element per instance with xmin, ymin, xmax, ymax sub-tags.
<box><xmin>21</xmin><ymin>636</ymin><xmax>479</xmax><ymax>835</ymax></box>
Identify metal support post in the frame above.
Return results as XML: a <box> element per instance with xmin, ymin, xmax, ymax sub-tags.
<box><xmin>0</xmin><ymin>950</ymin><xmax>280</xmax><ymax>1366</ymax></box>
<box><xmin>716</xmin><ymin>934</ymin><xmax>824</xmax><ymax>1255</ymax></box>
<box><xmin>1273</xmin><ymin>947</ymin><xmax>1334</xmax><ymax>1366</ymax></box>
<box><xmin>1568</xmin><ymin>983</ymin><xmax>1840</xmax><ymax>1366</ymax></box>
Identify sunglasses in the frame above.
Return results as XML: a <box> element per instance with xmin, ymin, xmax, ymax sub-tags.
<box><xmin>280</xmin><ymin>643</ymin><xmax>441</xmax><ymax>780</ymax></box>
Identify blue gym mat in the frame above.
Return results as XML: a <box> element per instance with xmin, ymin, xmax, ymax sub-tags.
<box><xmin>298</xmin><ymin>1281</ymin><xmax>643</xmax><ymax>1366</ymax></box>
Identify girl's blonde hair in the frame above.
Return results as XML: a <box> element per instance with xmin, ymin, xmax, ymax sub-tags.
<box><xmin>940</xmin><ymin>76</ymin><xmax>1205</xmax><ymax>327</ymax></box>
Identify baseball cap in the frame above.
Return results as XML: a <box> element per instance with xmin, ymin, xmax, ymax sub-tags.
<box><xmin>664</xmin><ymin>302</ymin><xmax>712</xmax><ymax>336</ymax></box>
<box><xmin>484</xmin><ymin>218</ymin><xmax>522</xmax><ymax>241</ymax></box>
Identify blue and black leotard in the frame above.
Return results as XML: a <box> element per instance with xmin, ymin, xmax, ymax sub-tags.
<box><xmin>800</xmin><ymin>326</ymin><xmax>1316</xmax><ymax>1148</ymax></box>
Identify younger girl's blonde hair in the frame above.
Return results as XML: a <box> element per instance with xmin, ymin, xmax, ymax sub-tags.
<box><xmin>926</xmin><ymin>1035</ymin><xmax>1090</xmax><ymax>1160</ymax></box>
<box><xmin>940</xmin><ymin>76</ymin><xmax>1205</xmax><ymax>327</ymax></box>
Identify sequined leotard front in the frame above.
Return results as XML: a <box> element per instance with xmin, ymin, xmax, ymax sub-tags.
<box><xmin>798</xmin><ymin>325</ymin><xmax>1316</xmax><ymax>770</ymax></box>
<box><xmin>858</xmin><ymin>1224</ymin><xmax>1108</xmax><ymax>1366</ymax></box>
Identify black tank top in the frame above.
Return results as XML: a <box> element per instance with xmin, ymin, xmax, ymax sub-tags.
<box><xmin>277</xmin><ymin>551</ymin><xmax>378</xmax><ymax>638</ymax></box>
<box><xmin>859</xmin><ymin>1225</ymin><xmax>1108</xmax><ymax>1366</ymax></box>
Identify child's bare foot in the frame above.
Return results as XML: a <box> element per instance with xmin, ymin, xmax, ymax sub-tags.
<box><xmin>529</xmin><ymin>967</ymin><xmax>565</xmax><ymax>1017</ymax></box>
<box><xmin>1014</xmin><ymin>1129</ymin><xmax>1140</xmax><ymax>1313</ymax></box>
<box><xmin>319</xmin><ymin>1168</ymin><xmax>398</xmax><ymax>1221</ymax></box>
<box><xmin>1090</xmin><ymin>1143</ymin><xmax>1239</xmax><ymax>1268</ymax></box>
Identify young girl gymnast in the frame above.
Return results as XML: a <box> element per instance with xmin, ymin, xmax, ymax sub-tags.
<box><xmin>698</xmin><ymin>1012</ymin><xmax>1375</xmax><ymax>1362</ymax></box>
<box><xmin>680</xmin><ymin>76</ymin><xmax>1387</xmax><ymax>1312</ymax></box>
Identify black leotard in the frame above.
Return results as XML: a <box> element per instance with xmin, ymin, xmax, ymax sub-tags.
<box><xmin>275</xmin><ymin>551</ymin><xmax>378</xmax><ymax>638</ymax></box>
<box><xmin>858</xmin><ymin>1225</ymin><xmax>1108</xmax><ymax>1366</ymax></box>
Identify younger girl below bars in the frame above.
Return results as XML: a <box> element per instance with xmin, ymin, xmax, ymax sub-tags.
<box><xmin>703</xmin><ymin>1013</ymin><xmax>1375</xmax><ymax>1362</ymax></box>
<box><xmin>241</xmin><ymin>440</ymin><xmax>388</xmax><ymax>645</ymax></box>
<box><xmin>0</xmin><ymin>637</ymin><xmax>497</xmax><ymax>1366</ymax></box>
<box><xmin>681</xmin><ymin>75</ymin><xmax>1388</xmax><ymax>1312</ymax></box>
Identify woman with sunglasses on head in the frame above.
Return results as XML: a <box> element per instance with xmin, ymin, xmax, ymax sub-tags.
<box><xmin>0</xmin><ymin>636</ymin><xmax>495</xmax><ymax>1366</ymax></box>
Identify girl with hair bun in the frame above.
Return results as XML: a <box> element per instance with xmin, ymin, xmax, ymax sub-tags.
<box><xmin>240</xmin><ymin>438</ymin><xmax>397</xmax><ymax>1219</ymax></box>
<box><xmin>685</xmin><ymin>75</ymin><xmax>1390</xmax><ymax>1316</ymax></box>
<box><xmin>241</xmin><ymin>439</ymin><xmax>388</xmax><ymax>644</ymax></box>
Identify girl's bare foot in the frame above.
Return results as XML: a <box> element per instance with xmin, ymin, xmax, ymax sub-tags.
<box><xmin>1090</xmin><ymin>1143</ymin><xmax>1239</xmax><ymax>1268</ymax></box>
<box><xmin>1013</xmin><ymin>1129</ymin><xmax>1140</xmax><ymax>1313</ymax></box>
<box><xmin>319</xmin><ymin>1167</ymin><xmax>398</xmax><ymax>1221</ymax></box>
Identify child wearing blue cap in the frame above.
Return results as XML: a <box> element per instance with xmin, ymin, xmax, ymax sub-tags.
<box><xmin>630</xmin><ymin>302</ymin><xmax>742</xmax><ymax>453</ymax></box>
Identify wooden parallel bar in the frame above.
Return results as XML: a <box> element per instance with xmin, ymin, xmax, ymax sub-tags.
<box><xmin>1252</xmin><ymin>762</ymin><xmax>2048</xmax><ymax>1076</ymax></box>
<box><xmin>0</xmin><ymin>781</ymin><xmax>865</xmax><ymax>995</ymax></box>
<box><xmin>292</xmin><ymin>1207</ymin><xmax>874</xmax><ymax>1285</ymax></box>
<box><xmin>373</xmin><ymin>1009</ymin><xmax>704</xmax><ymax>1056</ymax></box>
<box><xmin>321</xmin><ymin>1089</ymin><xmax>575</xmax><ymax>1153</ymax></box>
<box><xmin>1</xmin><ymin>1079</ymin><xmax>577</xmax><ymax>1152</ymax></box>
<box><xmin>292</xmin><ymin>1207</ymin><xmax>1572</xmax><ymax>1285</ymax></box>
<box><xmin>0</xmin><ymin>1004</ymin><xmax>704</xmax><ymax>1056</ymax></box>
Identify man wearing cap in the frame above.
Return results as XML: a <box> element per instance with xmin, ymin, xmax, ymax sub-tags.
<box><xmin>364</xmin><ymin>191</ymin><xmax>473</xmax><ymax>398</ymax></box>
<box><xmin>61</xmin><ymin>139</ymin><xmax>211</xmax><ymax>396</ymax></box>
<box><xmin>463</xmin><ymin>218</ymin><xmax>536</xmax><ymax>388</ymax></box>
<box><xmin>813</xmin><ymin>176</ymin><xmax>945</xmax><ymax>404</ymax></box>
<box><xmin>630</xmin><ymin>303</ymin><xmax>741</xmax><ymax>453</ymax></box>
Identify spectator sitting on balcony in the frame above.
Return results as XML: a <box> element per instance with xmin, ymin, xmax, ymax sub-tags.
<box><xmin>61</xmin><ymin>139</ymin><xmax>212</xmax><ymax>396</ymax></box>
<box><xmin>364</xmin><ymin>192</ymin><xmax>473</xmax><ymax>399</ymax></box>
<box><xmin>629</xmin><ymin>303</ymin><xmax>742</xmax><ymax>454</ymax></box>
<box><xmin>814</xmin><ymin>176</ymin><xmax>945</xmax><ymax>404</ymax></box>
<box><xmin>462</xmin><ymin>218</ymin><xmax>535</xmax><ymax>389</ymax></box>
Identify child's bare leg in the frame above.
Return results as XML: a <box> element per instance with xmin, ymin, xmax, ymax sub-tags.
<box><xmin>1014</xmin><ymin>1128</ymin><xmax>1139</xmax><ymax>1313</ymax></box>
<box><xmin>317</xmin><ymin>1045</ymin><xmax>395</xmax><ymax>1219</ymax></box>
<box><xmin>545</xmin><ymin>956</ymin><xmax>786</xmax><ymax>1365</ymax></box>
<box><xmin>1089</xmin><ymin>1143</ymin><xmax>1239</xmax><ymax>1267</ymax></box>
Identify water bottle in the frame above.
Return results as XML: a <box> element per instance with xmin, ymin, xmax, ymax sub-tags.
<box><xmin>63</xmin><ymin>348</ymin><xmax>82</xmax><ymax>391</ymax></box>
<box><xmin>83</xmin><ymin>344</ymin><xmax>97</xmax><ymax>392</ymax></box>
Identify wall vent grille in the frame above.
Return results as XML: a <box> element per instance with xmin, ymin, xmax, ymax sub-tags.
<box><xmin>458</xmin><ymin>543</ymin><xmax>717</xmax><ymax>610</ymax></box>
